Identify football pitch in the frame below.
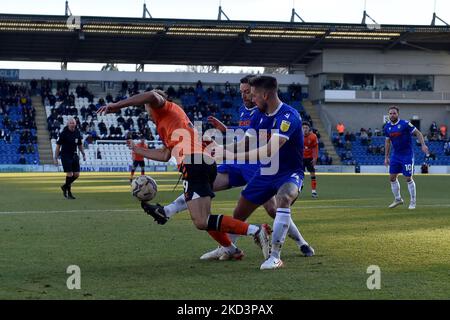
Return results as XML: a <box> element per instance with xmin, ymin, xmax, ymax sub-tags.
<box><xmin>0</xmin><ymin>172</ymin><xmax>449</xmax><ymax>300</ymax></box>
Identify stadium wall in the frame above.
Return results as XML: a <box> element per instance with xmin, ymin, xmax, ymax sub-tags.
<box><xmin>1</xmin><ymin>164</ymin><xmax>449</xmax><ymax>174</ymax></box>
<box><xmin>308</xmin><ymin>49</ymin><xmax>450</xmax><ymax>75</ymax></box>
<box><xmin>16</xmin><ymin>69</ymin><xmax>308</xmax><ymax>85</ymax></box>
<box><xmin>316</xmin><ymin>102</ymin><xmax>450</xmax><ymax>133</ymax></box>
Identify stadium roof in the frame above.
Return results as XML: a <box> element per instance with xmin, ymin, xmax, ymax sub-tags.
<box><xmin>1</xmin><ymin>14</ymin><xmax>450</xmax><ymax>67</ymax></box>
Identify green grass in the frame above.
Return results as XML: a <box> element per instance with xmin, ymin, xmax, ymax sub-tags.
<box><xmin>0</xmin><ymin>172</ymin><xmax>449</xmax><ymax>299</ymax></box>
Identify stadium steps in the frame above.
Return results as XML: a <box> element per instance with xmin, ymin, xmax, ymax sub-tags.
<box><xmin>32</xmin><ymin>96</ymin><xmax>53</xmax><ymax>165</ymax></box>
<box><xmin>302</xmin><ymin>100</ymin><xmax>342</xmax><ymax>165</ymax></box>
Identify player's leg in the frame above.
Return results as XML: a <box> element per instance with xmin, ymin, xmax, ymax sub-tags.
<box><xmin>309</xmin><ymin>163</ymin><xmax>318</xmax><ymax>198</ymax></box>
<box><xmin>140</xmin><ymin>161</ymin><xmax>145</xmax><ymax>176</ymax></box>
<box><xmin>402</xmin><ymin>161</ymin><xmax>416</xmax><ymax>209</ymax></box>
<box><xmin>185</xmin><ymin>185</ymin><xmax>270</xmax><ymax>261</ymax></box>
<box><xmin>260</xmin><ymin>181</ymin><xmax>300</xmax><ymax>270</ymax></box>
<box><xmin>130</xmin><ymin>161</ymin><xmax>137</xmax><ymax>183</ymax></box>
<box><xmin>66</xmin><ymin>157</ymin><xmax>81</xmax><ymax>199</ymax></box>
<box><xmin>158</xmin><ymin>172</ymin><xmax>231</xmax><ymax>222</ymax></box>
<box><xmin>143</xmin><ymin>166</ymin><xmax>238</xmax><ymax>225</ymax></box>
<box><xmin>261</xmin><ymin>197</ymin><xmax>314</xmax><ymax>256</ymax></box>
<box><xmin>60</xmin><ymin>157</ymin><xmax>73</xmax><ymax>199</ymax></box>
<box><xmin>388</xmin><ymin>158</ymin><xmax>404</xmax><ymax>208</ymax></box>
<box><xmin>304</xmin><ymin>158</ymin><xmax>317</xmax><ymax>198</ymax></box>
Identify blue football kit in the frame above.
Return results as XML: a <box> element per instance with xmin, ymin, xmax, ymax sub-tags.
<box><xmin>217</xmin><ymin>105</ymin><xmax>261</xmax><ymax>187</ymax></box>
<box><xmin>384</xmin><ymin>119</ymin><xmax>416</xmax><ymax>177</ymax></box>
<box><xmin>241</xmin><ymin>103</ymin><xmax>304</xmax><ymax>205</ymax></box>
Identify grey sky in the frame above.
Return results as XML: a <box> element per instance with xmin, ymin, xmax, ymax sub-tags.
<box><xmin>1</xmin><ymin>0</ymin><xmax>448</xmax><ymax>71</ymax></box>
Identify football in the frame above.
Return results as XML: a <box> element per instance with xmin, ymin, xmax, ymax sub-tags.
<box><xmin>131</xmin><ymin>175</ymin><xmax>158</xmax><ymax>202</ymax></box>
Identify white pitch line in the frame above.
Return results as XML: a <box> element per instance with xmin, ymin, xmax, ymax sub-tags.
<box><xmin>216</xmin><ymin>204</ymin><xmax>450</xmax><ymax>210</ymax></box>
<box><xmin>1</xmin><ymin>203</ymin><xmax>450</xmax><ymax>215</ymax></box>
<box><xmin>0</xmin><ymin>209</ymin><xmax>142</xmax><ymax>215</ymax></box>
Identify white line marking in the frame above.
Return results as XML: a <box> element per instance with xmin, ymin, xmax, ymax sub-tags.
<box><xmin>1</xmin><ymin>204</ymin><xmax>449</xmax><ymax>215</ymax></box>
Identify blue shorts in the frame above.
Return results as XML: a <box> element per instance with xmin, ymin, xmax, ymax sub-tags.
<box><xmin>389</xmin><ymin>155</ymin><xmax>414</xmax><ymax>177</ymax></box>
<box><xmin>217</xmin><ymin>164</ymin><xmax>258</xmax><ymax>188</ymax></box>
<box><xmin>242</xmin><ymin>171</ymin><xmax>304</xmax><ymax>205</ymax></box>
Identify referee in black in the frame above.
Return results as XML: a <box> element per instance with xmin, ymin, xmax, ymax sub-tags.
<box><xmin>54</xmin><ymin>117</ymin><xmax>86</xmax><ymax>199</ymax></box>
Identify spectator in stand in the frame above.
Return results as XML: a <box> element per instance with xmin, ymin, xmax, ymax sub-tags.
<box><xmin>344</xmin><ymin>140</ymin><xmax>352</xmax><ymax>151</ymax></box>
<box><xmin>97</xmin><ymin>149</ymin><xmax>102</xmax><ymax>159</ymax></box>
<box><xmin>27</xmin><ymin>143</ymin><xmax>35</xmax><ymax>154</ymax></box>
<box><xmin>421</xmin><ymin>162</ymin><xmax>429</xmax><ymax>174</ymax></box>
<box><xmin>344</xmin><ymin>131</ymin><xmax>352</xmax><ymax>142</ymax></box>
<box><xmin>336</xmin><ymin>122</ymin><xmax>345</xmax><ymax>137</ymax></box>
<box><xmin>439</xmin><ymin>124</ymin><xmax>447</xmax><ymax>140</ymax></box>
<box><xmin>106</xmin><ymin>93</ymin><xmax>113</xmax><ymax>103</ymax></box>
<box><xmin>429</xmin><ymin>121</ymin><xmax>439</xmax><ymax>140</ymax></box>
<box><xmin>18</xmin><ymin>154</ymin><xmax>27</xmax><ymax>164</ymax></box>
<box><xmin>5</xmin><ymin>130</ymin><xmax>11</xmax><ymax>143</ymax></box>
<box><xmin>18</xmin><ymin>144</ymin><xmax>27</xmax><ymax>154</ymax></box>
<box><xmin>121</xmin><ymin>80</ymin><xmax>128</xmax><ymax>95</ymax></box>
<box><xmin>374</xmin><ymin>127</ymin><xmax>381</xmax><ymax>136</ymax></box>
<box><xmin>133</xmin><ymin>79</ymin><xmax>139</xmax><ymax>94</ymax></box>
<box><xmin>444</xmin><ymin>140</ymin><xmax>450</xmax><ymax>155</ymax></box>
<box><xmin>360</xmin><ymin>129</ymin><xmax>369</xmax><ymax>145</ymax></box>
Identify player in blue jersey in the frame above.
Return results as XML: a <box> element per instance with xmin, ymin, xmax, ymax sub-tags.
<box><xmin>143</xmin><ymin>75</ymin><xmax>313</xmax><ymax>261</ymax></box>
<box><xmin>384</xmin><ymin>106</ymin><xmax>429</xmax><ymax>210</ymax></box>
<box><xmin>217</xmin><ymin>75</ymin><xmax>313</xmax><ymax>270</ymax></box>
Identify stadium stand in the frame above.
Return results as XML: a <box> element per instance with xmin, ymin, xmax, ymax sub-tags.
<box><xmin>0</xmin><ymin>80</ymin><xmax>39</xmax><ymax>165</ymax></box>
<box><xmin>332</xmin><ymin>129</ymin><xmax>450</xmax><ymax>166</ymax></box>
<box><xmin>35</xmin><ymin>79</ymin><xmax>324</xmax><ymax>167</ymax></box>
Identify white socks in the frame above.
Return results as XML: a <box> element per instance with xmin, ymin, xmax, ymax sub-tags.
<box><xmin>164</xmin><ymin>193</ymin><xmax>187</xmax><ymax>218</ymax></box>
<box><xmin>271</xmin><ymin>208</ymin><xmax>291</xmax><ymax>259</ymax></box>
<box><xmin>287</xmin><ymin>218</ymin><xmax>308</xmax><ymax>247</ymax></box>
<box><xmin>407</xmin><ymin>179</ymin><xmax>416</xmax><ymax>203</ymax></box>
<box><xmin>390</xmin><ymin>179</ymin><xmax>401</xmax><ymax>200</ymax></box>
<box><xmin>391</xmin><ymin>179</ymin><xmax>416</xmax><ymax>203</ymax></box>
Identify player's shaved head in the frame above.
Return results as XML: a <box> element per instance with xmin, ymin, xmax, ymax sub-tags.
<box><xmin>152</xmin><ymin>89</ymin><xmax>168</xmax><ymax>100</ymax></box>
<box><xmin>67</xmin><ymin>117</ymin><xmax>76</xmax><ymax>131</ymax></box>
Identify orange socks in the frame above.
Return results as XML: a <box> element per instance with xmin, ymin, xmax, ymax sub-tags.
<box><xmin>207</xmin><ymin>230</ymin><xmax>232</xmax><ymax>247</ymax></box>
<box><xmin>311</xmin><ymin>176</ymin><xmax>317</xmax><ymax>190</ymax></box>
<box><xmin>219</xmin><ymin>215</ymin><xmax>249</xmax><ymax>235</ymax></box>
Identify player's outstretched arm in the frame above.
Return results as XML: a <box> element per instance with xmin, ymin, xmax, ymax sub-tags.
<box><xmin>221</xmin><ymin>135</ymin><xmax>287</xmax><ymax>163</ymax></box>
<box><xmin>97</xmin><ymin>90</ymin><xmax>165</xmax><ymax>115</ymax></box>
<box><xmin>127</xmin><ymin>140</ymin><xmax>171</xmax><ymax>162</ymax></box>
<box><xmin>207</xmin><ymin>116</ymin><xmax>227</xmax><ymax>133</ymax></box>
<box><xmin>413</xmin><ymin>129</ymin><xmax>430</xmax><ymax>155</ymax></box>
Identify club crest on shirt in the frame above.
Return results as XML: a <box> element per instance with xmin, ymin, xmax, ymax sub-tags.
<box><xmin>75</xmin><ymin>138</ymin><xmax>78</xmax><ymax>143</ymax></box>
<box><xmin>280</xmin><ymin>120</ymin><xmax>291</xmax><ymax>132</ymax></box>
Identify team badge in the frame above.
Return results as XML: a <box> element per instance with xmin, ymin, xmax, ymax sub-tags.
<box><xmin>398</xmin><ymin>125</ymin><xmax>401</xmax><ymax>129</ymax></box>
<box><xmin>75</xmin><ymin>138</ymin><xmax>78</xmax><ymax>143</ymax></box>
<box><xmin>280</xmin><ymin>120</ymin><xmax>291</xmax><ymax>132</ymax></box>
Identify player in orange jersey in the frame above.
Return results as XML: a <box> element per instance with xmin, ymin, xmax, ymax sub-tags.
<box><xmin>97</xmin><ymin>90</ymin><xmax>271</xmax><ymax>263</ymax></box>
<box><xmin>130</xmin><ymin>135</ymin><xmax>148</xmax><ymax>183</ymax></box>
<box><xmin>302</xmin><ymin>122</ymin><xmax>319</xmax><ymax>198</ymax></box>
